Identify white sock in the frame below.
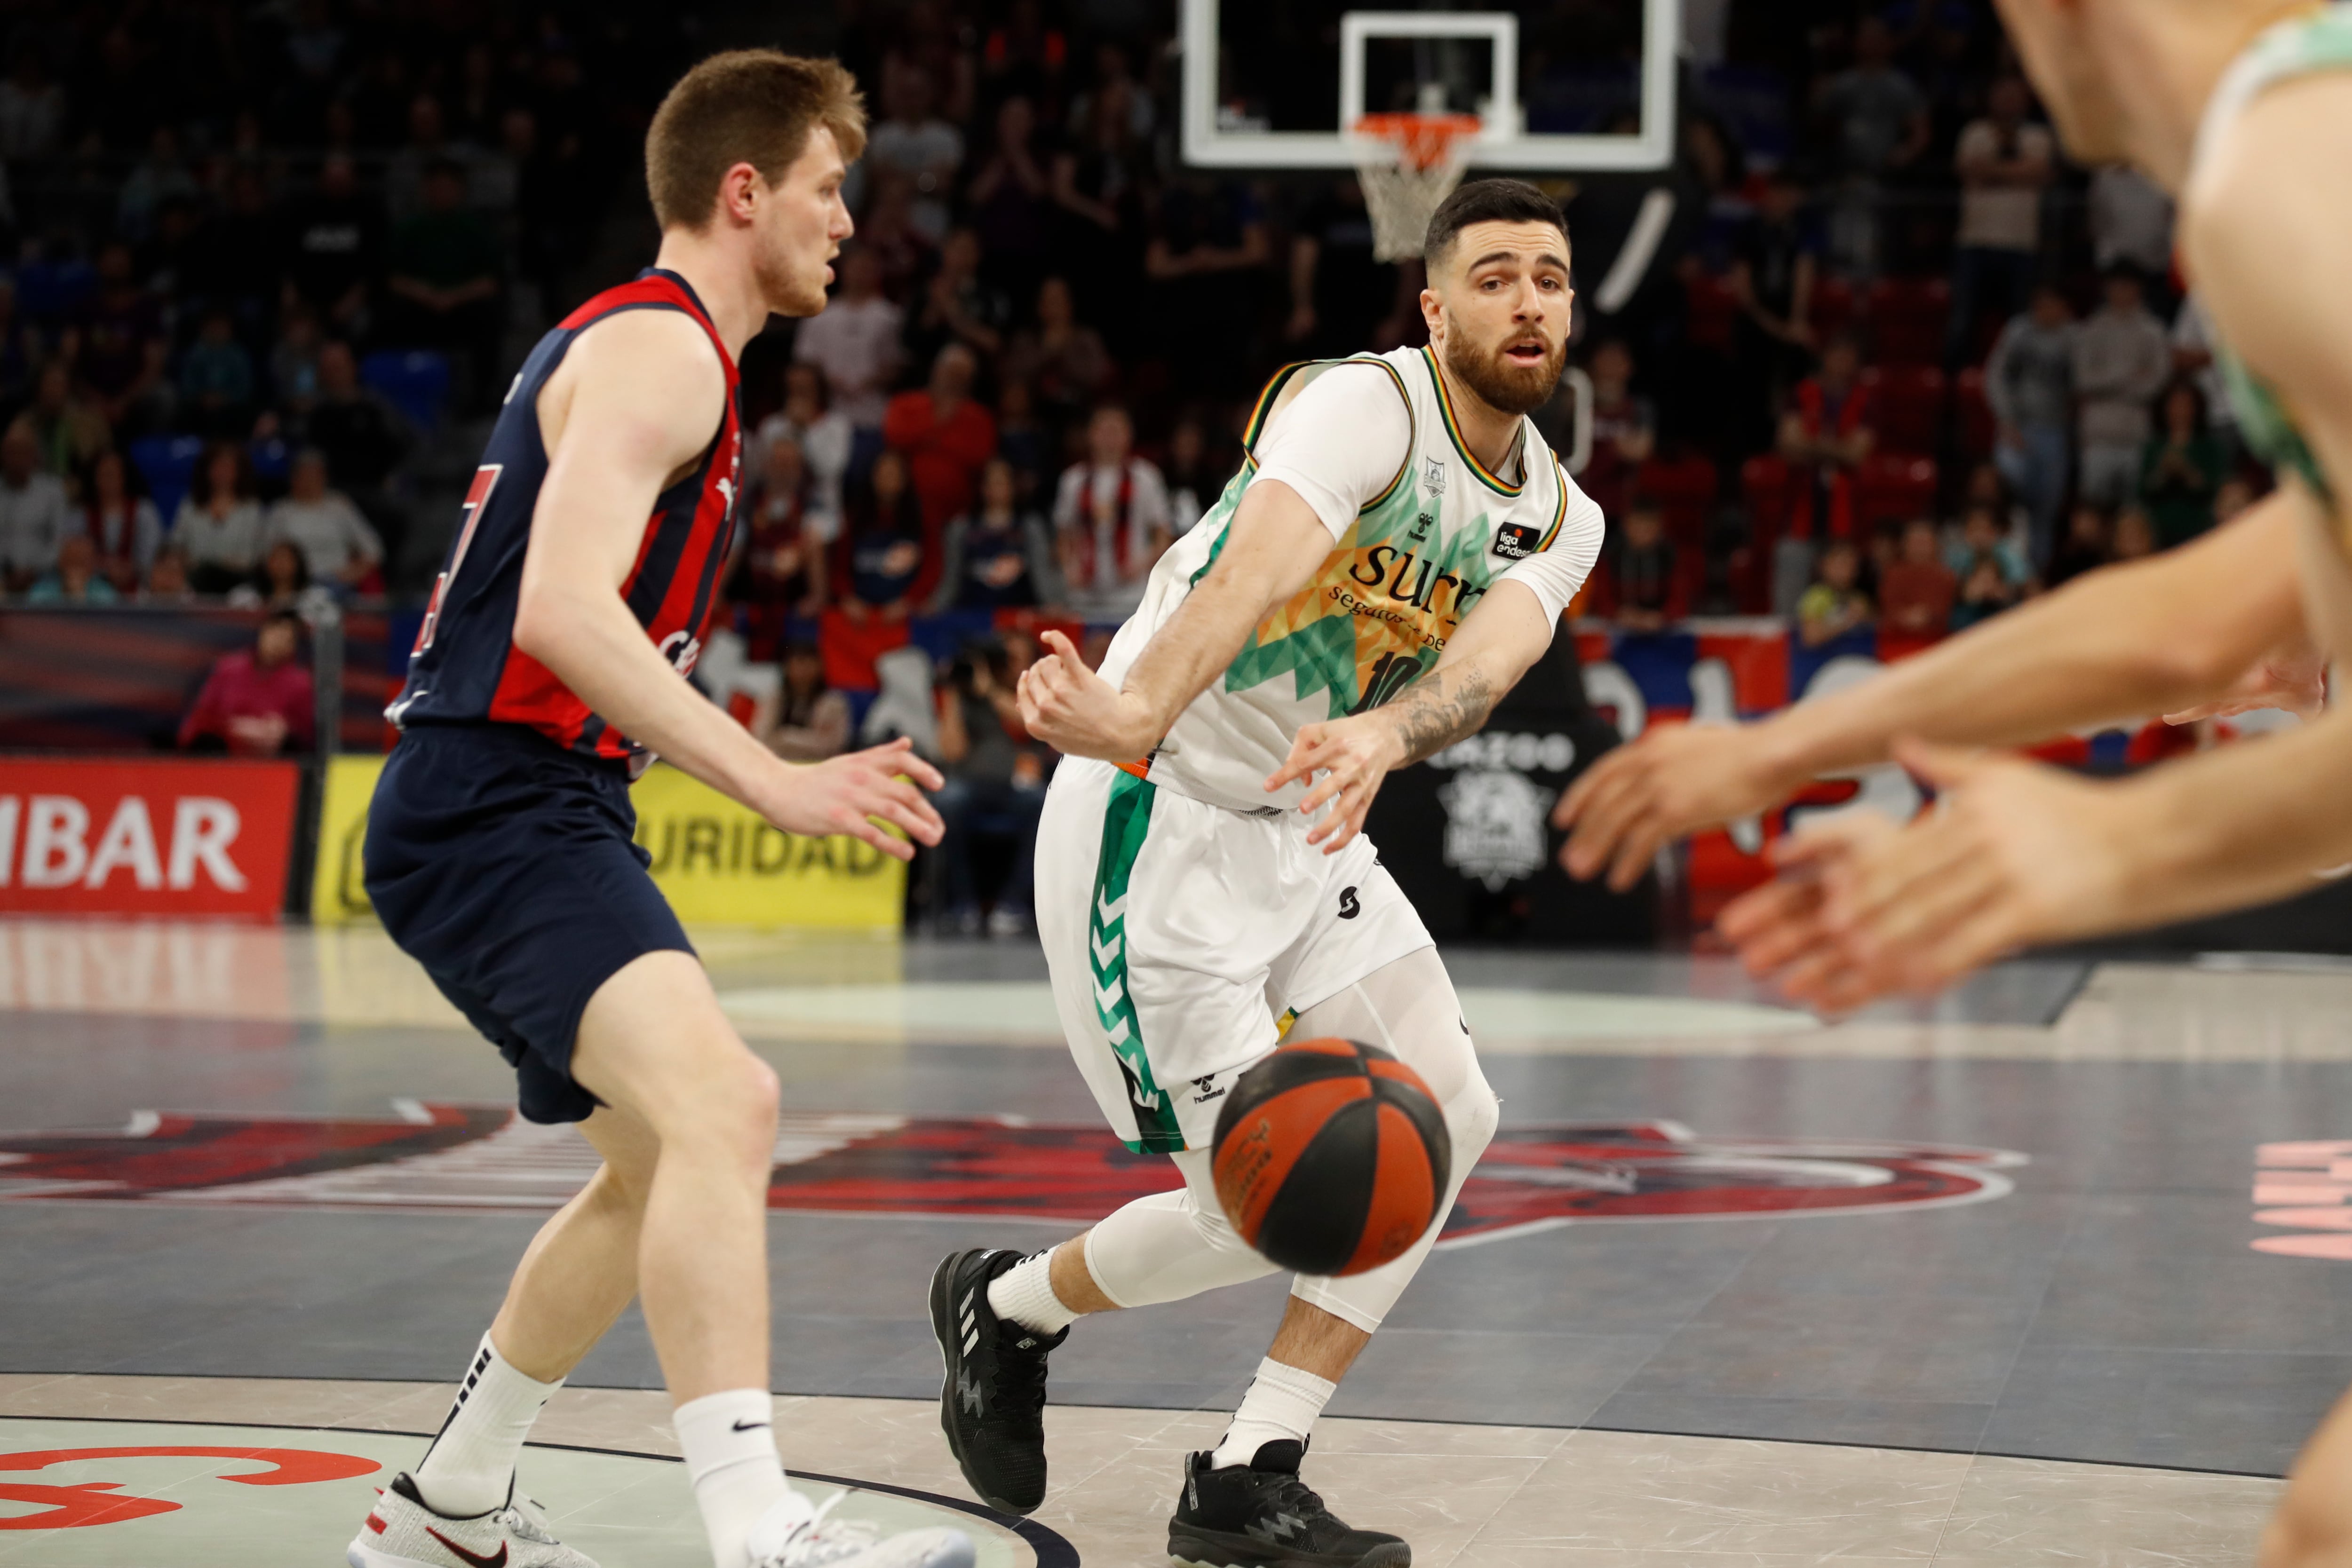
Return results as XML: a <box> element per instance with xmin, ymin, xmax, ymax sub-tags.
<box><xmin>986</xmin><ymin>1251</ymin><xmax>1079</xmax><ymax>1336</ymax></box>
<box><xmin>1209</xmin><ymin>1358</ymin><xmax>1337</xmax><ymax>1470</ymax></box>
<box><xmin>414</xmin><ymin>1332</ymin><xmax>562</xmax><ymax>1516</ymax></box>
<box><xmin>675</xmin><ymin>1388</ymin><xmax>792</xmax><ymax>1568</ymax></box>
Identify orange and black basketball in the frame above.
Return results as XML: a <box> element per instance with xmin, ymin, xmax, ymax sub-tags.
<box><xmin>1211</xmin><ymin>1037</ymin><xmax>1451</xmax><ymax>1276</ymax></box>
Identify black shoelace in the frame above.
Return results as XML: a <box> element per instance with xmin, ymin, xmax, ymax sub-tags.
<box><xmin>1257</xmin><ymin>1470</ymin><xmax>1333</xmax><ymax>1529</ymax></box>
<box><xmin>988</xmin><ymin>1327</ymin><xmax>1051</xmax><ymax>1428</ymax></box>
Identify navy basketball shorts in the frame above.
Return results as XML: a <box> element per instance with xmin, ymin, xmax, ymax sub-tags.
<box><xmin>364</xmin><ymin>722</ymin><xmax>695</xmax><ymax>1124</ymax></box>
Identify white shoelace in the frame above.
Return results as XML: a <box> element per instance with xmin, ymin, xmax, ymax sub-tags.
<box><xmin>495</xmin><ymin>1494</ymin><xmax>563</xmax><ymax>1547</ymax></box>
<box><xmin>759</xmin><ymin>1490</ymin><xmax>886</xmax><ymax>1568</ymax></box>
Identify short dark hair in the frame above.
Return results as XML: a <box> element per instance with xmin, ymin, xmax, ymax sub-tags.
<box><xmin>1422</xmin><ymin>178</ymin><xmax>1569</xmax><ymax>274</ymax></box>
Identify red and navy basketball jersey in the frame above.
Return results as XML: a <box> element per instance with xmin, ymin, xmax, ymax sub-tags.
<box><xmin>387</xmin><ymin>268</ymin><xmax>743</xmax><ymax>763</ymax></box>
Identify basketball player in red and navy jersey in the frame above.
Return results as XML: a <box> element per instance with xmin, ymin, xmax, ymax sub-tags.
<box><xmin>352</xmin><ymin>53</ymin><xmax>969</xmax><ymax>1568</ymax></box>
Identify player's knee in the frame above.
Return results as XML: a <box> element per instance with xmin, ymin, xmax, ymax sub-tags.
<box><xmin>1449</xmin><ymin>1074</ymin><xmax>1500</xmax><ymax>1166</ymax></box>
<box><xmin>1185</xmin><ymin>1191</ymin><xmax>1258</xmax><ymax>1258</ymax></box>
<box><xmin>659</xmin><ymin>1045</ymin><xmax>779</xmax><ymax>1174</ymax></box>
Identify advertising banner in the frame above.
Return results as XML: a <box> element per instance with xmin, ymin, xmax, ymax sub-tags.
<box><xmin>0</xmin><ymin>757</ymin><xmax>299</xmax><ymax>919</ymax></box>
<box><xmin>313</xmin><ymin>755</ymin><xmax>905</xmax><ymax>930</ymax></box>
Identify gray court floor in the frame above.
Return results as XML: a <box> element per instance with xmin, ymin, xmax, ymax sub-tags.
<box><xmin>3</xmin><ymin>921</ymin><xmax>2350</xmax><ymax>1485</ymax></box>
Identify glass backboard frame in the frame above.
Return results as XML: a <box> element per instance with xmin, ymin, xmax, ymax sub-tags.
<box><xmin>1180</xmin><ymin>0</ymin><xmax>1680</xmax><ymax>172</ymax></box>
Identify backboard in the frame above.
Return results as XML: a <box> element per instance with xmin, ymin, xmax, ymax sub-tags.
<box><xmin>1180</xmin><ymin>0</ymin><xmax>1678</xmax><ymax>173</ymax></box>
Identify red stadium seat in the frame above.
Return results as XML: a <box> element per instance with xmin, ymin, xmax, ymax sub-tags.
<box><xmin>1810</xmin><ymin>276</ymin><xmax>1856</xmax><ymax>344</ymax></box>
<box><xmin>1684</xmin><ymin>269</ymin><xmax>1740</xmax><ymax>353</ymax></box>
<box><xmin>1741</xmin><ymin>453</ymin><xmax>1796</xmax><ymax>542</ymax></box>
<box><xmin>1866</xmin><ymin>277</ymin><xmax>1949</xmax><ymax>365</ymax></box>
<box><xmin>1635</xmin><ymin>454</ymin><xmax>1718</xmax><ymax>547</ymax></box>
<box><xmin>1955</xmin><ymin>367</ymin><xmax>1996</xmax><ymax>460</ymax></box>
<box><xmin>1853</xmin><ymin>453</ymin><xmax>1938</xmax><ymax>530</ymax></box>
<box><xmin>1860</xmin><ymin>364</ymin><xmax>1945</xmax><ymax>456</ymax></box>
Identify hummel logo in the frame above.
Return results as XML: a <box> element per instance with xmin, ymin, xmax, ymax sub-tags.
<box><xmin>425</xmin><ymin>1526</ymin><xmax>509</xmax><ymax>1568</ymax></box>
<box><xmin>731</xmin><ymin>1419</ymin><xmax>769</xmax><ymax>1432</ymax></box>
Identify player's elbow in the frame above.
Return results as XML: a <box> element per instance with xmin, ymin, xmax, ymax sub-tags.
<box><xmin>510</xmin><ymin>578</ymin><xmax>576</xmax><ymax>668</ymax></box>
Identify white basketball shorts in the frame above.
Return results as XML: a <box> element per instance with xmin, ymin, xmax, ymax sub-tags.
<box><xmin>1034</xmin><ymin>757</ymin><xmax>1435</xmax><ymax>1153</ymax></box>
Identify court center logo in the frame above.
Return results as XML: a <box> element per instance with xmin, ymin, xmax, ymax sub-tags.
<box><xmin>0</xmin><ymin>1107</ymin><xmax>2023</xmax><ymax>1246</ymax></box>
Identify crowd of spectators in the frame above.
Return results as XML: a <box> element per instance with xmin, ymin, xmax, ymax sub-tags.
<box><xmin>0</xmin><ymin>0</ymin><xmax>692</xmax><ymax>613</ymax></box>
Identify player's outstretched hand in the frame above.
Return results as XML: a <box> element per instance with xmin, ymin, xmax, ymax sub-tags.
<box><xmin>2163</xmin><ymin>645</ymin><xmax>2328</xmax><ymax>725</ymax></box>
<box><xmin>1553</xmin><ymin>723</ymin><xmax>1802</xmax><ymax>891</ymax></box>
<box><xmin>1720</xmin><ymin>740</ymin><xmax>2129</xmax><ymax>1013</ymax></box>
<box><xmin>1016</xmin><ymin>630</ymin><xmax>1160</xmax><ymax>762</ymax></box>
<box><xmin>763</xmin><ymin>737</ymin><xmax>945</xmax><ymax>863</ymax></box>
<box><xmin>1265</xmin><ymin>713</ymin><xmax>1406</xmax><ymax>855</ymax></box>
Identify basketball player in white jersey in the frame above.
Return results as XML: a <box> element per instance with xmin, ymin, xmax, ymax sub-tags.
<box><xmin>928</xmin><ymin>179</ymin><xmax>1605</xmax><ymax>1568</ymax></box>
<box><xmin>1553</xmin><ymin>3</ymin><xmax>2352</xmax><ymax>1560</ymax></box>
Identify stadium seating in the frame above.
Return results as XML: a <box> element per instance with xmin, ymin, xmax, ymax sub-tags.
<box><xmin>1861</xmin><ymin>365</ymin><xmax>1946</xmax><ymax>457</ymax></box>
<box><xmin>1853</xmin><ymin>452</ymin><xmax>1939</xmax><ymax>530</ymax></box>
<box><xmin>361</xmin><ymin>350</ymin><xmax>453</xmax><ymax>433</ymax></box>
<box><xmin>1634</xmin><ymin>454</ymin><xmax>1718</xmax><ymax>547</ymax></box>
<box><xmin>1865</xmin><ymin>277</ymin><xmax>1950</xmax><ymax>365</ymax></box>
<box><xmin>128</xmin><ymin>434</ymin><xmax>206</xmax><ymax>522</ymax></box>
<box><xmin>1954</xmin><ymin>367</ymin><xmax>1996</xmax><ymax>460</ymax></box>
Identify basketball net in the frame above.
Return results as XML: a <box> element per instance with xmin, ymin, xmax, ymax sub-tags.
<box><xmin>1353</xmin><ymin>111</ymin><xmax>1480</xmax><ymax>263</ymax></box>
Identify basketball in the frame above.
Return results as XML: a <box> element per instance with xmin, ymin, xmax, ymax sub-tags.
<box><xmin>1211</xmin><ymin>1037</ymin><xmax>1452</xmax><ymax>1276</ymax></box>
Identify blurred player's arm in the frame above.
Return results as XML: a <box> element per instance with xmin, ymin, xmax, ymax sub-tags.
<box><xmin>512</xmin><ymin>309</ymin><xmax>941</xmax><ymax>859</ymax></box>
<box><xmin>1015</xmin><ymin>476</ymin><xmax>1335</xmax><ymax>760</ymax></box>
<box><xmin>1554</xmin><ymin>490</ymin><xmax>2313</xmax><ymax>890</ymax></box>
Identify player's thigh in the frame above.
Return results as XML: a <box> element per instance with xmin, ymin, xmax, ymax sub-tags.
<box><xmin>571</xmin><ymin>950</ymin><xmax>778</xmax><ymax>1146</ymax></box>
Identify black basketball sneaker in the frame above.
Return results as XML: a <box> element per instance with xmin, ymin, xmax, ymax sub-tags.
<box><xmin>1168</xmin><ymin>1442</ymin><xmax>1410</xmax><ymax>1568</ymax></box>
<box><xmin>929</xmin><ymin>1248</ymin><xmax>1065</xmax><ymax>1514</ymax></box>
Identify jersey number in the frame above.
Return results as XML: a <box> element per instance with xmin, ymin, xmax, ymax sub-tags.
<box><xmin>413</xmin><ymin>465</ymin><xmax>504</xmax><ymax>655</ymax></box>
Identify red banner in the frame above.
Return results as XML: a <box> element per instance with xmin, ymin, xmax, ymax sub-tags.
<box><xmin>0</xmin><ymin>758</ymin><xmax>298</xmax><ymax>919</ymax></box>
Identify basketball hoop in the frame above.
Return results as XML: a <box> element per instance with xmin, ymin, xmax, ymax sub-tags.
<box><xmin>1352</xmin><ymin>111</ymin><xmax>1481</xmax><ymax>263</ymax></box>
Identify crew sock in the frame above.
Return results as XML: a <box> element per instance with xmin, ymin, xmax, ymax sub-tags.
<box><xmin>1208</xmin><ymin>1358</ymin><xmax>1337</xmax><ymax>1471</ymax></box>
<box><xmin>413</xmin><ymin>1332</ymin><xmax>562</xmax><ymax>1517</ymax></box>
<box><xmin>675</xmin><ymin>1388</ymin><xmax>793</xmax><ymax>1568</ymax></box>
<box><xmin>987</xmin><ymin>1250</ymin><xmax>1079</xmax><ymax>1336</ymax></box>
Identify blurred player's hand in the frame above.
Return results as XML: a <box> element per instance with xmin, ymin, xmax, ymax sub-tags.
<box><xmin>1265</xmin><ymin>713</ymin><xmax>1407</xmax><ymax>854</ymax></box>
<box><xmin>1017</xmin><ymin>629</ymin><xmax>1161</xmax><ymax>761</ymax></box>
<box><xmin>766</xmin><ymin>737</ymin><xmax>945</xmax><ymax>862</ymax></box>
<box><xmin>2163</xmin><ymin>645</ymin><xmax>2328</xmax><ymax>724</ymax></box>
<box><xmin>1552</xmin><ymin>723</ymin><xmax>1803</xmax><ymax>890</ymax></box>
<box><xmin>1718</xmin><ymin>739</ymin><xmax>2130</xmax><ymax>1013</ymax></box>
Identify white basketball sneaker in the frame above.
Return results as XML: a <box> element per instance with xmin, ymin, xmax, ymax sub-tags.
<box><xmin>745</xmin><ymin>1487</ymin><xmax>975</xmax><ymax>1568</ymax></box>
<box><xmin>349</xmin><ymin>1473</ymin><xmax>598</xmax><ymax>1568</ymax></box>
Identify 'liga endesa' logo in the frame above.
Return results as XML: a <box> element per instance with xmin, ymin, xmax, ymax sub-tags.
<box><xmin>0</xmin><ymin>1108</ymin><xmax>2023</xmax><ymax>1244</ymax></box>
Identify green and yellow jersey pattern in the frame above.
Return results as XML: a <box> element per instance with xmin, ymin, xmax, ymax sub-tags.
<box><xmin>1097</xmin><ymin>346</ymin><xmax>1600</xmax><ymax>814</ymax></box>
<box><xmin>2196</xmin><ymin>2</ymin><xmax>2352</xmax><ymax>509</ymax></box>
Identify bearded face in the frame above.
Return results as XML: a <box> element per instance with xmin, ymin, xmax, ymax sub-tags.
<box><xmin>1430</xmin><ymin>219</ymin><xmax>1573</xmax><ymax>417</ymax></box>
<box><xmin>1441</xmin><ymin>303</ymin><xmax>1569</xmax><ymax>416</ymax></box>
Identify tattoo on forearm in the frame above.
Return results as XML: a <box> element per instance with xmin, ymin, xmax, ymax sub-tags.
<box><xmin>1389</xmin><ymin>665</ymin><xmax>1498</xmax><ymax>765</ymax></box>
